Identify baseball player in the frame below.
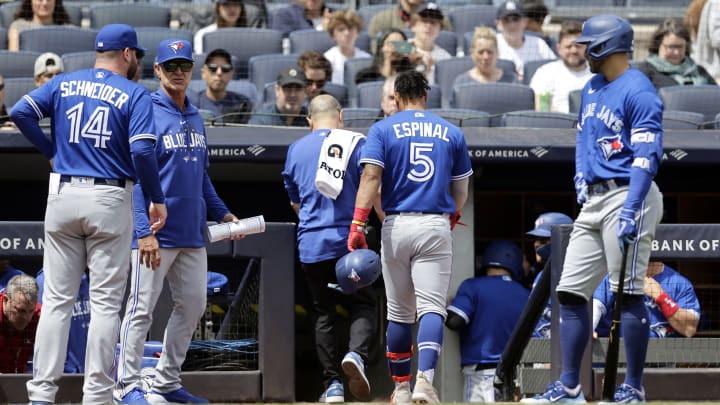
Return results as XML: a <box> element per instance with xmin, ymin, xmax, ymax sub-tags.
<box><xmin>282</xmin><ymin>94</ymin><xmax>378</xmax><ymax>403</ymax></box>
<box><xmin>594</xmin><ymin>261</ymin><xmax>701</xmax><ymax>338</ymax></box>
<box><xmin>10</xmin><ymin>24</ymin><xmax>167</xmax><ymax>405</ymax></box>
<box><xmin>348</xmin><ymin>70</ymin><xmax>473</xmax><ymax>404</ymax></box>
<box><xmin>446</xmin><ymin>240</ymin><xmax>530</xmax><ymax>403</ymax></box>
<box><xmin>522</xmin><ymin>15</ymin><xmax>664</xmax><ymax>404</ymax></box>
<box><xmin>114</xmin><ymin>39</ymin><xmax>240</xmax><ymax>405</ymax></box>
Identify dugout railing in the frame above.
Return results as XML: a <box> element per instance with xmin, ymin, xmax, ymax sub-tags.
<box><xmin>0</xmin><ymin>221</ymin><xmax>296</xmax><ymax>403</ymax></box>
<box><xmin>517</xmin><ymin>223</ymin><xmax>720</xmax><ymax>401</ymax></box>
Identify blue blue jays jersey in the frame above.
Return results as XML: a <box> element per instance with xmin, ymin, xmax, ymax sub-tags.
<box><xmin>36</xmin><ymin>269</ymin><xmax>90</xmax><ymax>373</ymax></box>
<box><xmin>282</xmin><ymin>129</ymin><xmax>365</xmax><ymax>263</ymax></box>
<box><xmin>18</xmin><ymin>69</ymin><xmax>156</xmax><ymax>180</ymax></box>
<box><xmin>133</xmin><ymin>90</ymin><xmax>229</xmax><ymax>248</ymax></box>
<box><xmin>576</xmin><ymin>68</ymin><xmax>663</xmax><ymax>185</ymax></box>
<box><xmin>360</xmin><ymin>110</ymin><xmax>473</xmax><ymax>213</ymax></box>
<box><xmin>448</xmin><ymin>275</ymin><xmax>530</xmax><ymax>366</ymax></box>
<box><xmin>594</xmin><ymin>265</ymin><xmax>701</xmax><ymax>338</ymax></box>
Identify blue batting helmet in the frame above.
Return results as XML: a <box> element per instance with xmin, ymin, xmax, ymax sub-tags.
<box><xmin>481</xmin><ymin>240</ymin><xmax>523</xmax><ymax>280</ymax></box>
<box><xmin>526</xmin><ymin>212</ymin><xmax>574</xmax><ymax>238</ymax></box>
<box><xmin>574</xmin><ymin>15</ymin><xmax>633</xmax><ymax>60</ymax></box>
<box><xmin>334</xmin><ymin>249</ymin><xmax>382</xmax><ymax>294</ymax></box>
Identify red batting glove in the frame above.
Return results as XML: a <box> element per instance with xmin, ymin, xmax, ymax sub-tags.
<box><xmin>450</xmin><ymin>210</ymin><xmax>466</xmax><ymax>231</ymax></box>
<box><xmin>348</xmin><ymin>207</ymin><xmax>371</xmax><ymax>251</ymax></box>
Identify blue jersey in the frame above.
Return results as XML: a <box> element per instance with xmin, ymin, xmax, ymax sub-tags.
<box><xmin>36</xmin><ymin>269</ymin><xmax>90</xmax><ymax>373</ymax></box>
<box><xmin>448</xmin><ymin>275</ymin><xmax>530</xmax><ymax>366</ymax></box>
<box><xmin>594</xmin><ymin>265</ymin><xmax>701</xmax><ymax>338</ymax></box>
<box><xmin>0</xmin><ymin>267</ymin><xmax>26</xmax><ymax>292</ymax></box>
<box><xmin>531</xmin><ymin>270</ymin><xmax>552</xmax><ymax>338</ymax></box>
<box><xmin>576</xmin><ymin>68</ymin><xmax>663</xmax><ymax>186</ymax></box>
<box><xmin>15</xmin><ymin>69</ymin><xmax>156</xmax><ymax>180</ymax></box>
<box><xmin>282</xmin><ymin>129</ymin><xmax>365</xmax><ymax>263</ymax></box>
<box><xmin>360</xmin><ymin>110</ymin><xmax>473</xmax><ymax>213</ymax></box>
<box><xmin>133</xmin><ymin>90</ymin><xmax>229</xmax><ymax>248</ymax></box>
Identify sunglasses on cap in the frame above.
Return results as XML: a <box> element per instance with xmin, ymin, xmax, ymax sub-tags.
<box><xmin>162</xmin><ymin>61</ymin><xmax>194</xmax><ymax>73</ymax></box>
<box><xmin>206</xmin><ymin>63</ymin><xmax>232</xmax><ymax>73</ymax></box>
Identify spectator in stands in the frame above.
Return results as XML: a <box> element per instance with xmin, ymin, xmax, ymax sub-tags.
<box><xmin>637</xmin><ymin>18</ymin><xmax>716</xmax><ymax>90</ymax></box>
<box><xmin>593</xmin><ymin>261</ymin><xmax>701</xmax><ymax>338</ymax></box>
<box><xmin>7</xmin><ymin>0</ymin><xmax>73</xmax><ymax>51</ymax></box>
<box><xmin>684</xmin><ymin>0</ymin><xmax>707</xmax><ymax>43</ymax></box>
<box><xmin>194</xmin><ymin>0</ymin><xmax>249</xmax><ymax>54</ymax></box>
<box><xmin>495</xmin><ymin>0</ymin><xmax>556</xmax><ymax>82</ymax></box>
<box><xmin>380</xmin><ymin>75</ymin><xmax>398</xmax><ymax>117</ymax></box>
<box><xmin>367</xmin><ymin>0</ymin><xmax>450</xmax><ymax>42</ymax></box>
<box><xmin>298</xmin><ymin>50</ymin><xmax>332</xmax><ymax>100</ymax></box>
<box><xmin>522</xmin><ymin>1</ymin><xmax>554</xmax><ymax>50</ymax></box>
<box><xmin>529</xmin><ymin>20</ymin><xmax>592</xmax><ymax>113</ymax></box>
<box><xmin>0</xmin><ymin>274</ymin><xmax>41</xmax><ymax>373</ymax></box>
<box><xmin>270</xmin><ymin>0</ymin><xmax>332</xmax><ymax>38</ymax></box>
<box><xmin>36</xmin><ymin>269</ymin><xmax>90</xmax><ymax>373</ymax></box>
<box><xmin>454</xmin><ymin>27</ymin><xmax>518</xmax><ymax>88</ymax></box>
<box><xmin>249</xmin><ymin>67</ymin><xmax>308</xmax><ymax>127</ymax></box>
<box><xmin>0</xmin><ymin>75</ymin><xmax>16</xmax><ymax>130</ymax></box>
<box><xmin>324</xmin><ymin>10</ymin><xmax>370</xmax><ymax>85</ymax></box>
<box><xmin>693</xmin><ymin>0</ymin><xmax>720</xmax><ymax>82</ymax></box>
<box><xmin>192</xmin><ymin>48</ymin><xmax>253</xmax><ymax>124</ymax></box>
<box><xmin>0</xmin><ymin>259</ymin><xmax>26</xmax><ymax>292</ymax></box>
<box><xmin>355</xmin><ymin>29</ymin><xmax>419</xmax><ymax>85</ymax></box>
<box><xmin>34</xmin><ymin>52</ymin><xmax>64</xmax><ymax>88</ymax></box>
<box><xmin>408</xmin><ymin>3</ymin><xmax>451</xmax><ymax>86</ymax></box>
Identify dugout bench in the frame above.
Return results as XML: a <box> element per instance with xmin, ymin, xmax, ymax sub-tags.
<box><xmin>517</xmin><ymin>223</ymin><xmax>720</xmax><ymax>401</ymax></box>
<box><xmin>0</xmin><ymin>221</ymin><xmax>296</xmax><ymax>403</ymax></box>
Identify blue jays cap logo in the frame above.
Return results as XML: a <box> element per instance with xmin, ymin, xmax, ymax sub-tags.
<box><xmin>168</xmin><ymin>41</ymin><xmax>185</xmax><ymax>54</ymax></box>
<box><xmin>597</xmin><ymin>134</ymin><xmax>624</xmax><ymax>160</ymax></box>
<box><xmin>348</xmin><ymin>268</ymin><xmax>361</xmax><ymax>283</ymax></box>
<box><xmin>328</xmin><ymin>144</ymin><xmax>343</xmax><ymax>158</ymax></box>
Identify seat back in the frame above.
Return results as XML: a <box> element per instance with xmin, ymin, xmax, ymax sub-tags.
<box><xmin>426</xmin><ymin>108</ymin><xmax>491</xmax><ymax>127</ymax></box>
<box><xmin>61</xmin><ymin>51</ymin><xmax>96</xmax><ymax>73</ymax></box>
<box><xmin>342</xmin><ymin>107</ymin><xmax>380</xmax><ymax>127</ymax></box>
<box><xmin>248</xmin><ymin>53</ymin><xmax>299</xmax><ymax>97</ymax></box>
<box><xmin>448</xmin><ymin>4</ymin><xmax>496</xmax><ymax>51</ymax></box>
<box><xmin>434</xmin><ymin>56</ymin><xmax>474</xmax><ymax>108</ymax></box>
<box><xmin>0</xmin><ymin>50</ymin><xmax>40</xmax><ymax>78</ymax></box>
<box><xmin>502</xmin><ymin>110</ymin><xmax>577</xmax><ymax>128</ymax></box>
<box><xmin>289</xmin><ymin>29</ymin><xmax>335</xmax><ymax>54</ymax></box>
<box><xmin>89</xmin><ymin>3</ymin><xmax>171</xmax><ymax>29</ymax></box>
<box><xmin>343</xmin><ymin>56</ymin><xmax>373</xmax><ymax>107</ymax></box>
<box><xmin>659</xmin><ymin>85</ymin><xmax>720</xmax><ymax>129</ymax></box>
<box><xmin>203</xmin><ymin>28</ymin><xmax>283</xmax><ymax>78</ymax></box>
<box><xmin>452</xmin><ymin>82</ymin><xmax>534</xmax><ymax>126</ymax></box>
<box><xmin>3</xmin><ymin>77</ymin><xmax>36</xmax><ymax>110</ymax></box>
<box><xmin>522</xmin><ymin>59</ymin><xmax>555</xmax><ymax>85</ymax></box>
<box><xmin>568</xmin><ymin>89</ymin><xmax>583</xmax><ymax>114</ymax></box>
<box><xmin>19</xmin><ymin>26</ymin><xmax>97</xmax><ymax>55</ymax></box>
<box><xmin>662</xmin><ymin>110</ymin><xmax>705</xmax><ymax>130</ymax></box>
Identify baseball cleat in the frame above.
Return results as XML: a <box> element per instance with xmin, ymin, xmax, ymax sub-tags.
<box><xmin>520</xmin><ymin>381</ymin><xmax>586</xmax><ymax>403</ymax></box>
<box><xmin>341</xmin><ymin>351</ymin><xmax>371</xmax><ymax>401</ymax></box>
<box><xmin>610</xmin><ymin>383</ymin><xmax>646</xmax><ymax>403</ymax></box>
<box><xmin>411</xmin><ymin>371</ymin><xmax>439</xmax><ymax>403</ymax></box>
<box><xmin>116</xmin><ymin>387</ymin><xmax>150</xmax><ymax>405</ymax></box>
<box><xmin>147</xmin><ymin>387</ymin><xmax>209</xmax><ymax>404</ymax></box>
<box><xmin>29</xmin><ymin>402</ymin><xmax>53</xmax><ymax>405</ymax></box>
<box><xmin>318</xmin><ymin>379</ymin><xmax>344</xmax><ymax>403</ymax></box>
<box><xmin>390</xmin><ymin>381</ymin><xmax>412</xmax><ymax>405</ymax></box>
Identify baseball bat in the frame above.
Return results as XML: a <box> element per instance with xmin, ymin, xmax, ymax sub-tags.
<box><xmin>601</xmin><ymin>242</ymin><xmax>630</xmax><ymax>401</ymax></box>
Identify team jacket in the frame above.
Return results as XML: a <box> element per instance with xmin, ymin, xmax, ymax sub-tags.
<box><xmin>0</xmin><ymin>292</ymin><xmax>41</xmax><ymax>373</ymax></box>
<box><xmin>133</xmin><ymin>89</ymin><xmax>229</xmax><ymax>248</ymax></box>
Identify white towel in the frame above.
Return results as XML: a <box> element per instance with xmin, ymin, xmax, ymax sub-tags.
<box><xmin>315</xmin><ymin>129</ymin><xmax>365</xmax><ymax>199</ymax></box>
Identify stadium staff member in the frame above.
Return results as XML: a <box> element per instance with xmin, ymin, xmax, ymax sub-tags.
<box><xmin>348</xmin><ymin>70</ymin><xmax>472</xmax><ymax>404</ymax></box>
<box><xmin>0</xmin><ymin>275</ymin><xmax>40</xmax><ymax>373</ymax></box>
<box><xmin>522</xmin><ymin>15</ymin><xmax>663</xmax><ymax>404</ymax></box>
<box><xmin>11</xmin><ymin>23</ymin><xmax>167</xmax><ymax>405</ymax></box>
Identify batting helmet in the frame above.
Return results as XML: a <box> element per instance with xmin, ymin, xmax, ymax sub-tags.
<box><xmin>334</xmin><ymin>249</ymin><xmax>382</xmax><ymax>294</ymax></box>
<box><xmin>574</xmin><ymin>15</ymin><xmax>633</xmax><ymax>60</ymax></box>
<box><xmin>480</xmin><ymin>240</ymin><xmax>523</xmax><ymax>280</ymax></box>
<box><xmin>526</xmin><ymin>212</ymin><xmax>574</xmax><ymax>238</ymax></box>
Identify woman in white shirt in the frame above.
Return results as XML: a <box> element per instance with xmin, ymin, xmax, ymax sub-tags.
<box><xmin>324</xmin><ymin>10</ymin><xmax>370</xmax><ymax>85</ymax></box>
<box><xmin>194</xmin><ymin>0</ymin><xmax>249</xmax><ymax>54</ymax></box>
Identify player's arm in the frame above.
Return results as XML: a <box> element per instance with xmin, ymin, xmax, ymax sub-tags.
<box><xmin>202</xmin><ymin>171</ymin><xmax>232</xmax><ymax>222</ymax></box>
<box><xmin>348</xmin><ymin>163</ymin><xmax>383</xmax><ymax>251</ymax></box>
<box><xmin>644</xmin><ymin>277</ymin><xmax>700</xmax><ymax>337</ymax></box>
<box><xmin>445</xmin><ymin>280</ymin><xmax>473</xmax><ymax>331</ymax></box>
<box><xmin>709</xmin><ymin>1</ymin><xmax>720</xmax><ymax>48</ymax></box>
<box><xmin>10</xmin><ymin>95</ymin><xmax>54</xmax><ymax>158</ymax></box>
<box><xmin>132</xmin><ymin>183</ymin><xmax>161</xmax><ymax>269</ymax></box>
<box><xmin>281</xmin><ymin>151</ymin><xmax>301</xmax><ymax>217</ymax></box>
<box><xmin>450</xmin><ymin>178</ymin><xmax>469</xmax><ymax>213</ymax></box>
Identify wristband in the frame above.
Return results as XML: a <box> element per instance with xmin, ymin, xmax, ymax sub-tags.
<box><xmin>353</xmin><ymin>207</ymin><xmax>371</xmax><ymax>224</ymax></box>
<box><xmin>656</xmin><ymin>292</ymin><xmax>679</xmax><ymax>319</ymax></box>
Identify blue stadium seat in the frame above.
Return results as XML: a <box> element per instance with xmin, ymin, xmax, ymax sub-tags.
<box><xmin>19</xmin><ymin>26</ymin><xmax>97</xmax><ymax>55</ymax></box>
<box><xmin>356</xmin><ymin>31</ymin><xmax>371</xmax><ymax>54</ymax></box>
<box><xmin>289</xmin><ymin>29</ymin><xmax>335</xmax><ymax>54</ymax></box>
<box><xmin>0</xmin><ymin>50</ymin><xmax>40</xmax><ymax>78</ymax></box>
<box><xmin>0</xmin><ymin>27</ymin><xmax>6</xmax><ymax>50</ymax></box>
<box><xmin>203</xmin><ymin>28</ymin><xmax>283</xmax><ymax>79</ymax></box>
<box><xmin>502</xmin><ymin>110</ymin><xmax>577</xmax><ymax>128</ymax></box>
<box><xmin>434</xmin><ymin>56</ymin><xmax>474</xmax><ymax>108</ymax></box>
<box><xmin>522</xmin><ymin>59</ymin><xmax>555</xmax><ymax>85</ymax></box>
<box><xmin>448</xmin><ymin>4</ymin><xmax>496</xmax><ymax>51</ymax></box>
<box><xmin>659</xmin><ymin>85</ymin><xmax>720</xmax><ymax>129</ymax></box>
<box><xmin>248</xmin><ymin>53</ymin><xmax>300</xmax><ymax>97</ymax></box>
<box><xmin>427</xmin><ymin>108</ymin><xmax>491</xmax><ymax>127</ymax></box>
<box><xmin>343</xmin><ymin>56</ymin><xmax>373</xmax><ymax>107</ymax></box>
<box><xmin>568</xmin><ymin>89</ymin><xmax>583</xmax><ymax>114</ymax></box>
<box><xmin>61</xmin><ymin>51</ymin><xmax>95</xmax><ymax>73</ymax></box>
<box><xmin>3</xmin><ymin>77</ymin><xmax>35</xmax><ymax>110</ymax></box>
<box><xmin>452</xmin><ymin>82</ymin><xmax>534</xmax><ymax>126</ymax></box>
<box><xmin>663</xmin><ymin>110</ymin><xmax>705</xmax><ymax>130</ymax></box>
<box><xmin>89</xmin><ymin>3</ymin><xmax>171</xmax><ymax>29</ymax></box>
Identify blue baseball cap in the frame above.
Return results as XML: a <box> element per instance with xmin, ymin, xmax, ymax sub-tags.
<box><xmin>156</xmin><ymin>39</ymin><xmax>194</xmax><ymax>64</ymax></box>
<box><xmin>95</xmin><ymin>24</ymin><xmax>146</xmax><ymax>52</ymax></box>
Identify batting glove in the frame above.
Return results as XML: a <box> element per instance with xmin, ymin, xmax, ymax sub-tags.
<box><xmin>617</xmin><ymin>208</ymin><xmax>638</xmax><ymax>250</ymax></box>
<box><xmin>449</xmin><ymin>210</ymin><xmax>463</xmax><ymax>230</ymax></box>
<box><xmin>574</xmin><ymin>173</ymin><xmax>587</xmax><ymax>206</ymax></box>
<box><xmin>348</xmin><ymin>207</ymin><xmax>371</xmax><ymax>251</ymax></box>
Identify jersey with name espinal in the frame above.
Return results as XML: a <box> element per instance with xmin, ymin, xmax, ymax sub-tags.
<box><xmin>360</xmin><ymin>110</ymin><xmax>473</xmax><ymax>213</ymax></box>
<box><xmin>21</xmin><ymin>69</ymin><xmax>156</xmax><ymax>180</ymax></box>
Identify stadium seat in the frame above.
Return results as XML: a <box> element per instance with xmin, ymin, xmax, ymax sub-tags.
<box><xmin>356</xmin><ymin>81</ymin><xmax>441</xmax><ymax>109</ymax></box>
<box><xmin>405</xmin><ymin>29</ymin><xmax>458</xmax><ymax>56</ymax></box>
<box><xmin>203</xmin><ymin>28</ymin><xmax>283</xmax><ymax>79</ymax></box>
<box><xmin>448</xmin><ymin>4</ymin><xmax>496</xmax><ymax>51</ymax></box>
<box><xmin>568</xmin><ymin>89</ymin><xmax>583</xmax><ymax>114</ymax></box>
<box><xmin>496</xmin><ymin>59</ymin><xmax>517</xmax><ymax>79</ymax></box>
<box><xmin>248</xmin><ymin>53</ymin><xmax>300</xmax><ymax>97</ymax></box>
<box><xmin>502</xmin><ymin>110</ymin><xmax>577</xmax><ymax>128</ymax></box>
<box><xmin>136</xmin><ymin>27</ymin><xmax>194</xmax><ymax>78</ymax></box>
<box><xmin>0</xmin><ymin>27</ymin><xmax>6</xmax><ymax>50</ymax></box>
<box><xmin>356</xmin><ymin>31</ymin><xmax>371</xmax><ymax>54</ymax></box>
<box><xmin>659</xmin><ymin>85</ymin><xmax>720</xmax><ymax>129</ymax></box>
<box><xmin>0</xmin><ymin>50</ymin><xmax>39</xmax><ymax>78</ymax></box>
<box><xmin>343</xmin><ymin>56</ymin><xmax>373</xmax><ymax>107</ymax></box>
<box><xmin>19</xmin><ymin>26</ymin><xmax>97</xmax><ymax>55</ymax></box>
<box><xmin>522</xmin><ymin>59</ymin><xmax>555</xmax><ymax>85</ymax></box>
<box><xmin>662</xmin><ymin>110</ymin><xmax>705</xmax><ymax>130</ymax></box>
<box><xmin>61</xmin><ymin>51</ymin><xmax>95</xmax><ymax>73</ymax></box>
<box><xmin>434</xmin><ymin>56</ymin><xmax>474</xmax><ymax>108</ymax></box>
<box><xmin>89</xmin><ymin>3</ymin><xmax>171</xmax><ymax>29</ymax></box>
<box><xmin>342</xmin><ymin>107</ymin><xmax>380</xmax><ymax>127</ymax></box>
<box><xmin>452</xmin><ymin>82</ymin><xmax>534</xmax><ymax>126</ymax></box>
<box><xmin>427</xmin><ymin>108</ymin><xmax>491</xmax><ymax>127</ymax></box>
<box><xmin>289</xmin><ymin>29</ymin><xmax>335</xmax><ymax>54</ymax></box>
<box><xmin>3</xmin><ymin>77</ymin><xmax>35</xmax><ymax>110</ymax></box>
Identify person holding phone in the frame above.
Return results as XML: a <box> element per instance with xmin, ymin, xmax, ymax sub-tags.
<box><xmin>355</xmin><ymin>29</ymin><xmax>421</xmax><ymax>85</ymax></box>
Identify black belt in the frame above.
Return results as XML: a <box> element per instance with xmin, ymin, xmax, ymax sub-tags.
<box><xmin>385</xmin><ymin>211</ymin><xmax>445</xmax><ymax>216</ymax></box>
<box><xmin>475</xmin><ymin>363</ymin><xmax>498</xmax><ymax>371</ymax></box>
<box><xmin>586</xmin><ymin>179</ymin><xmax>629</xmax><ymax>197</ymax></box>
<box><xmin>60</xmin><ymin>175</ymin><xmax>126</xmax><ymax>188</ymax></box>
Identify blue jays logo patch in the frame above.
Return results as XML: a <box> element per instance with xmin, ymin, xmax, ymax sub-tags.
<box><xmin>348</xmin><ymin>268</ymin><xmax>361</xmax><ymax>283</ymax></box>
<box><xmin>168</xmin><ymin>41</ymin><xmax>185</xmax><ymax>54</ymax></box>
<box><xmin>597</xmin><ymin>134</ymin><xmax>624</xmax><ymax>160</ymax></box>
<box><xmin>328</xmin><ymin>144</ymin><xmax>343</xmax><ymax>158</ymax></box>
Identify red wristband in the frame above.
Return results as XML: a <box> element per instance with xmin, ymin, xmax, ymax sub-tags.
<box><xmin>656</xmin><ymin>292</ymin><xmax>679</xmax><ymax>319</ymax></box>
<box><xmin>353</xmin><ymin>207</ymin><xmax>371</xmax><ymax>224</ymax></box>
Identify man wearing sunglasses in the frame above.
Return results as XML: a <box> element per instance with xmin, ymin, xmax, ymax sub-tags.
<box><xmin>33</xmin><ymin>52</ymin><xmax>64</xmax><ymax>88</ymax></box>
<box><xmin>115</xmin><ymin>39</ymin><xmax>242</xmax><ymax>405</ymax></box>
<box><xmin>249</xmin><ymin>66</ymin><xmax>309</xmax><ymax>127</ymax></box>
<box><xmin>193</xmin><ymin>48</ymin><xmax>252</xmax><ymax>124</ymax></box>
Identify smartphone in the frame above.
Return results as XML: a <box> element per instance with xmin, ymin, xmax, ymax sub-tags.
<box><xmin>391</xmin><ymin>40</ymin><xmax>414</xmax><ymax>55</ymax></box>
